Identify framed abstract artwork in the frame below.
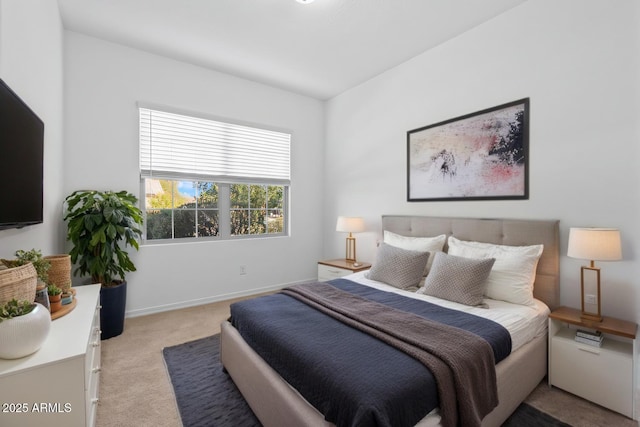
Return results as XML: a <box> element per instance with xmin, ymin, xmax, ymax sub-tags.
<box><xmin>407</xmin><ymin>98</ymin><xmax>529</xmax><ymax>202</ymax></box>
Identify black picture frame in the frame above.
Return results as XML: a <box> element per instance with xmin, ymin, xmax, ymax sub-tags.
<box><xmin>407</xmin><ymin>98</ymin><xmax>529</xmax><ymax>202</ymax></box>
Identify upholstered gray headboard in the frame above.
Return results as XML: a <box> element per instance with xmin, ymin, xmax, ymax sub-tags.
<box><xmin>382</xmin><ymin>215</ymin><xmax>560</xmax><ymax>310</ymax></box>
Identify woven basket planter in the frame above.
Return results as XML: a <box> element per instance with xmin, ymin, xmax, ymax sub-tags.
<box><xmin>0</xmin><ymin>263</ymin><xmax>37</xmax><ymax>305</ymax></box>
<box><xmin>44</xmin><ymin>255</ymin><xmax>72</xmax><ymax>292</ymax></box>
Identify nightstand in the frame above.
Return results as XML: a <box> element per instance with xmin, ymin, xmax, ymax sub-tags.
<box><xmin>317</xmin><ymin>259</ymin><xmax>371</xmax><ymax>281</ymax></box>
<box><xmin>548</xmin><ymin>306</ymin><xmax>637</xmax><ymax>419</ymax></box>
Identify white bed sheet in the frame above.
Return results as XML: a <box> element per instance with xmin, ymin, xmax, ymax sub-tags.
<box><xmin>345</xmin><ymin>270</ymin><xmax>550</xmax><ymax>352</ymax></box>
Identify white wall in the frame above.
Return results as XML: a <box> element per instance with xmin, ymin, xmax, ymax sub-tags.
<box><xmin>0</xmin><ymin>0</ymin><xmax>65</xmax><ymax>257</ymax></box>
<box><xmin>324</xmin><ymin>0</ymin><xmax>640</xmax><ymax>323</ymax></box>
<box><xmin>63</xmin><ymin>32</ymin><xmax>325</xmax><ymax>316</ymax></box>
<box><xmin>1</xmin><ymin>0</ymin><xmax>636</xmax><ymax>325</ymax></box>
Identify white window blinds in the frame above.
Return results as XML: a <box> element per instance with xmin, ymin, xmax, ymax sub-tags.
<box><xmin>140</xmin><ymin>108</ymin><xmax>291</xmax><ymax>184</ymax></box>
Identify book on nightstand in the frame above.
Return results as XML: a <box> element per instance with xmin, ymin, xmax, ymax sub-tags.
<box><xmin>575</xmin><ymin>329</ymin><xmax>604</xmax><ymax>347</ymax></box>
<box><xmin>576</xmin><ymin>329</ymin><xmax>602</xmax><ymax>340</ymax></box>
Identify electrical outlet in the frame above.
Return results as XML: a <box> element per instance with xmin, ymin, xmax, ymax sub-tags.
<box><xmin>585</xmin><ymin>294</ymin><xmax>597</xmax><ymax>304</ymax></box>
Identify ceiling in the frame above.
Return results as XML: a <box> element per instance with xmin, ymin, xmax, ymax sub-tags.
<box><xmin>58</xmin><ymin>0</ymin><xmax>526</xmax><ymax>100</ymax></box>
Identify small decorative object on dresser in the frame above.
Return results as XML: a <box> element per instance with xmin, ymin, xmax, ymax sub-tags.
<box><xmin>0</xmin><ymin>262</ymin><xmax>37</xmax><ymax>306</ymax></box>
<box><xmin>2</xmin><ymin>248</ymin><xmax>51</xmax><ymax>287</ymax></box>
<box><xmin>317</xmin><ymin>259</ymin><xmax>371</xmax><ymax>281</ymax></box>
<box><xmin>0</xmin><ymin>299</ymin><xmax>51</xmax><ymax>359</ymax></box>
<box><xmin>43</xmin><ymin>254</ymin><xmax>72</xmax><ymax>292</ymax></box>
<box><xmin>47</xmin><ymin>284</ymin><xmax>63</xmax><ymax>314</ymax></box>
<box><xmin>61</xmin><ymin>291</ymin><xmax>74</xmax><ymax>305</ymax></box>
<box><xmin>548</xmin><ymin>306</ymin><xmax>637</xmax><ymax>419</ymax></box>
<box><xmin>34</xmin><ymin>283</ymin><xmax>50</xmax><ymax>311</ymax></box>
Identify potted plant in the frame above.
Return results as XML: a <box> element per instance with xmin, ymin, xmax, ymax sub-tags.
<box><xmin>2</xmin><ymin>249</ymin><xmax>51</xmax><ymax>286</ymax></box>
<box><xmin>64</xmin><ymin>190</ymin><xmax>143</xmax><ymax>339</ymax></box>
<box><xmin>1</xmin><ymin>249</ymin><xmax>50</xmax><ymax>310</ymax></box>
<box><xmin>0</xmin><ymin>299</ymin><xmax>51</xmax><ymax>359</ymax></box>
<box><xmin>47</xmin><ymin>284</ymin><xmax>63</xmax><ymax>313</ymax></box>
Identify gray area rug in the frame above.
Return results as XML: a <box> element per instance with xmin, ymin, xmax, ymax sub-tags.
<box><xmin>163</xmin><ymin>334</ymin><xmax>260</xmax><ymax>427</ymax></box>
<box><xmin>163</xmin><ymin>334</ymin><xmax>571</xmax><ymax>427</ymax></box>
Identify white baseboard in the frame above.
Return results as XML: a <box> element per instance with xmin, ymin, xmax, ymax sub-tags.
<box><xmin>124</xmin><ymin>277</ymin><xmax>316</xmax><ymax>318</ymax></box>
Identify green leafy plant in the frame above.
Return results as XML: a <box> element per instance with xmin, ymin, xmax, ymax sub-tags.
<box><xmin>0</xmin><ymin>299</ymin><xmax>36</xmax><ymax>323</ymax></box>
<box><xmin>64</xmin><ymin>190</ymin><xmax>143</xmax><ymax>287</ymax></box>
<box><xmin>47</xmin><ymin>284</ymin><xmax>62</xmax><ymax>296</ymax></box>
<box><xmin>2</xmin><ymin>249</ymin><xmax>51</xmax><ymax>284</ymax></box>
<box><xmin>15</xmin><ymin>250</ymin><xmax>50</xmax><ymax>280</ymax></box>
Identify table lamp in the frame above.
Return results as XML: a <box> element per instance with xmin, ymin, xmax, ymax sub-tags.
<box><xmin>567</xmin><ymin>227</ymin><xmax>622</xmax><ymax>322</ymax></box>
<box><xmin>336</xmin><ymin>216</ymin><xmax>365</xmax><ymax>262</ymax></box>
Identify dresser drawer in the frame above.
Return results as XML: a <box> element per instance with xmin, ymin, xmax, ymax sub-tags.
<box><xmin>550</xmin><ymin>333</ymin><xmax>633</xmax><ymax>417</ymax></box>
<box><xmin>318</xmin><ymin>264</ymin><xmax>352</xmax><ymax>281</ymax></box>
<box><xmin>85</xmin><ymin>303</ymin><xmax>101</xmax><ymax>388</ymax></box>
<box><xmin>86</xmin><ymin>367</ymin><xmax>100</xmax><ymax>427</ymax></box>
<box><xmin>85</xmin><ymin>300</ymin><xmax>101</xmax><ymax>427</ymax></box>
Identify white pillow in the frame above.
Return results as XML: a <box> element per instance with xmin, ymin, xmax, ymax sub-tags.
<box><xmin>384</xmin><ymin>231</ymin><xmax>446</xmax><ymax>275</ymax></box>
<box><xmin>447</xmin><ymin>236</ymin><xmax>543</xmax><ymax>306</ymax></box>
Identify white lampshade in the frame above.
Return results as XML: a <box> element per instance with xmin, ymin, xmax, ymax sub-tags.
<box><xmin>567</xmin><ymin>228</ymin><xmax>622</xmax><ymax>261</ymax></box>
<box><xmin>336</xmin><ymin>217</ymin><xmax>365</xmax><ymax>233</ymax></box>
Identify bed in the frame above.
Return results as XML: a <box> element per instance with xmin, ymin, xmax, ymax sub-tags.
<box><xmin>221</xmin><ymin>215</ymin><xmax>560</xmax><ymax>427</ymax></box>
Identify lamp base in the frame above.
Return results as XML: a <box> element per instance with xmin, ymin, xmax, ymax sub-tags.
<box><xmin>580</xmin><ymin>312</ymin><xmax>603</xmax><ymax>323</ymax></box>
<box><xmin>345</xmin><ymin>235</ymin><xmax>356</xmax><ymax>262</ymax></box>
<box><xmin>580</xmin><ymin>264</ymin><xmax>602</xmax><ymax>324</ymax></box>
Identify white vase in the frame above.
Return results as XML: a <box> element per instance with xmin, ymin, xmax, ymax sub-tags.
<box><xmin>0</xmin><ymin>303</ymin><xmax>51</xmax><ymax>359</ymax></box>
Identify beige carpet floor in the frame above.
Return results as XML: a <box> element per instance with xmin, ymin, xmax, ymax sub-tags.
<box><xmin>96</xmin><ymin>296</ymin><xmax>638</xmax><ymax>427</ymax></box>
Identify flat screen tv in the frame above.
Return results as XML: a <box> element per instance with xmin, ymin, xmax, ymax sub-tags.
<box><xmin>0</xmin><ymin>78</ymin><xmax>44</xmax><ymax>230</ymax></box>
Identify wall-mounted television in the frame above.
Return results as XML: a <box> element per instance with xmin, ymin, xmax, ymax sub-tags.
<box><xmin>0</xmin><ymin>78</ymin><xmax>44</xmax><ymax>230</ymax></box>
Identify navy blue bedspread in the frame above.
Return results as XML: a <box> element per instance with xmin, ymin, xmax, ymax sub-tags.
<box><xmin>229</xmin><ymin>279</ymin><xmax>511</xmax><ymax>427</ymax></box>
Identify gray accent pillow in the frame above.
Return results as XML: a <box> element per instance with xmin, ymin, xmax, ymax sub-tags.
<box><xmin>366</xmin><ymin>243</ymin><xmax>430</xmax><ymax>290</ymax></box>
<box><xmin>383</xmin><ymin>231</ymin><xmax>447</xmax><ymax>276</ymax></box>
<box><xmin>419</xmin><ymin>252</ymin><xmax>495</xmax><ymax>307</ymax></box>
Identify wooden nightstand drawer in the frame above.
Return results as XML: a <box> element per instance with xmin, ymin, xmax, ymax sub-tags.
<box><xmin>317</xmin><ymin>259</ymin><xmax>371</xmax><ymax>282</ymax></box>
<box><xmin>318</xmin><ymin>264</ymin><xmax>351</xmax><ymax>281</ymax></box>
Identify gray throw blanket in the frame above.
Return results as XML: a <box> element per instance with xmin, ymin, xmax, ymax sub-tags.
<box><xmin>282</xmin><ymin>282</ymin><xmax>498</xmax><ymax>427</ymax></box>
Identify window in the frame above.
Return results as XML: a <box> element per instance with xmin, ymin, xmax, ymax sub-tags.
<box><xmin>230</xmin><ymin>184</ymin><xmax>285</xmax><ymax>235</ymax></box>
<box><xmin>139</xmin><ymin>107</ymin><xmax>290</xmax><ymax>242</ymax></box>
<box><xmin>144</xmin><ymin>180</ymin><xmax>220</xmax><ymax>240</ymax></box>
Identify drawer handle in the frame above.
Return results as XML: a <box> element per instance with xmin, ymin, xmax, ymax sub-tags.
<box><xmin>329</xmin><ymin>269</ymin><xmax>341</xmax><ymax>273</ymax></box>
<box><xmin>91</xmin><ymin>398</ymin><xmax>99</xmax><ymax>405</ymax></box>
<box><xmin>92</xmin><ymin>367</ymin><xmax>102</xmax><ymax>373</ymax></box>
<box><xmin>92</xmin><ymin>342</ymin><xmax>100</xmax><ymax>347</ymax></box>
<box><xmin>578</xmin><ymin>346</ymin><xmax>600</xmax><ymax>355</ymax></box>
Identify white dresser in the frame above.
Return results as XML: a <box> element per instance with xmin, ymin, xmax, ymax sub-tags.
<box><xmin>0</xmin><ymin>284</ymin><xmax>102</xmax><ymax>427</ymax></box>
